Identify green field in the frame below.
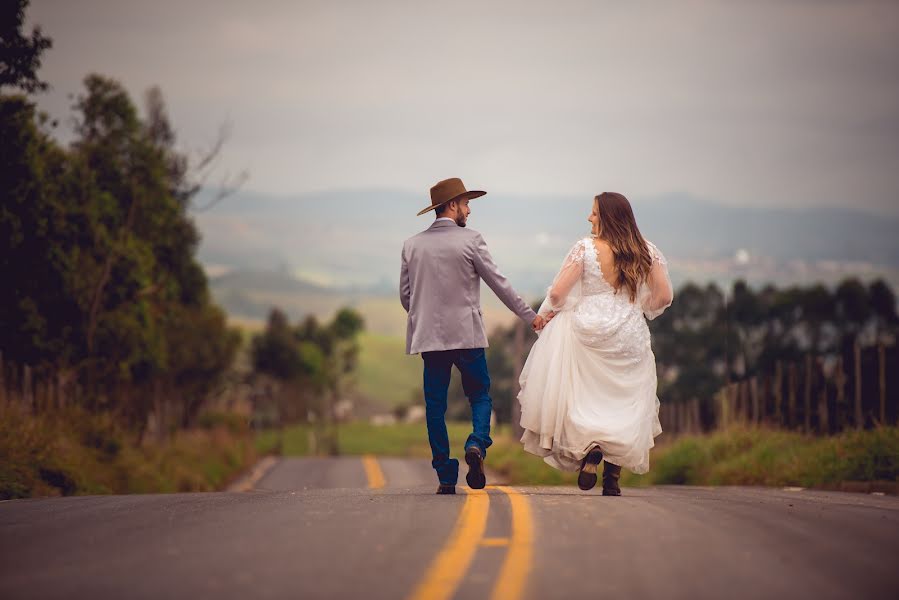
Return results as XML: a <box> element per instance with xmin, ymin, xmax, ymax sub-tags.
<box><xmin>355</xmin><ymin>332</ymin><xmax>422</xmax><ymax>409</ymax></box>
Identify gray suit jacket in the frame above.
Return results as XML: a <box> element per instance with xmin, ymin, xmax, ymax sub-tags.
<box><xmin>400</xmin><ymin>220</ymin><xmax>538</xmax><ymax>355</ymax></box>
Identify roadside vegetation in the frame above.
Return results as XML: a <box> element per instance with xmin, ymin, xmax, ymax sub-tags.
<box><xmin>1</xmin><ymin>403</ymin><xmax>257</xmax><ymax>499</ymax></box>
<box><xmin>634</xmin><ymin>425</ymin><xmax>899</xmax><ymax>489</ymax></box>
<box><xmin>261</xmin><ymin>421</ymin><xmax>899</xmax><ymax>491</ymax></box>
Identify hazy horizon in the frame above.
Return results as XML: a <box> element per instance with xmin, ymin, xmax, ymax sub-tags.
<box><xmin>28</xmin><ymin>0</ymin><xmax>899</xmax><ymax>217</ymax></box>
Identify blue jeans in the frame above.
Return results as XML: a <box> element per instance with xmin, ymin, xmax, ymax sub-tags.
<box><xmin>421</xmin><ymin>348</ymin><xmax>493</xmax><ymax>485</ymax></box>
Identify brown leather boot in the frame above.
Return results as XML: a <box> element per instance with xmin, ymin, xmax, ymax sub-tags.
<box><xmin>602</xmin><ymin>462</ymin><xmax>622</xmax><ymax>496</ymax></box>
<box><xmin>577</xmin><ymin>446</ymin><xmax>604</xmax><ymax>491</ymax></box>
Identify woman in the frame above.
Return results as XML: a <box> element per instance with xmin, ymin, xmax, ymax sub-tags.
<box><xmin>518</xmin><ymin>192</ymin><xmax>673</xmax><ymax>495</ymax></box>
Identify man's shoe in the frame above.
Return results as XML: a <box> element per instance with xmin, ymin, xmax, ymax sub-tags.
<box><xmin>436</xmin><ymin>484</ymin><xmax>456</xmax><ymax>495</ymax></box>
<box><xmin>577</xmin><ymin>446</ymin><xmax>604</xmax><ymax>491</ymax></box>
<box><xmin>465</xmin><ymin>446</ymin><xmax>486</xmax><ymax>489</ymax></box>
<box><xmin>602</xmin><ymin>462</ymin><xmax>622</xmax><ymax>496</ymax></box>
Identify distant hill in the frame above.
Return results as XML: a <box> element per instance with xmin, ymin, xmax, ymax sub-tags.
<box><xmin>195</xmin><ymin>187</ymin><xmax>899</xmax><ymax>299</ymax></box>
<box><xmin>210</xmin><ymin>269</ymin><xmax>330</xmax><ymax>294</ymax></box>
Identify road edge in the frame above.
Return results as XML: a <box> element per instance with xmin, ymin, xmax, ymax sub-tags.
<box><xmin>227</xmin><ymin>456</ymin><xmax>279</xmax><ymax>492</ymax></box>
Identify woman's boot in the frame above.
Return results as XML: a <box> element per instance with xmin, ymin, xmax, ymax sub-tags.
<box><xmin>602</xmin><ymin>462</ymin><xmax>622</xmax><ymax>496</ymax></box>
<box><xmin>577</xmin><ymin>446</ymin><xmax>604</xmax><ymax>491</ymax></box>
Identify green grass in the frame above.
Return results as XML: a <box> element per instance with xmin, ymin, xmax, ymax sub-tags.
<box><xmin>354</xmin><ymin>332</ymin><xmax>422</xmax><ymax>409</ymax></box>
<box><xmin>260</xmin><ymin>421</ymin><xmax>899</xmax><ymax>490</ymax></box>
<box><xmin>0</xmin><ymin>403</ymin><xmax>260</xmax><ymax>500</ymax></box>
<box><xmin>632</xmin><ymin>425</ymin><xmax>899</xmax><ymax>489</ymax></box>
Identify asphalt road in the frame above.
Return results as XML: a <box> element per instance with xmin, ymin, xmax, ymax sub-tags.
<box><xmin>1</xmin><ymin>456</ymin><xmax>898</xmax><ymax>600</ymax></box>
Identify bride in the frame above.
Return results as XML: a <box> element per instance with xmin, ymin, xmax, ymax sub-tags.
<box><xmin>518</xmin><ymin>192</ymin><xmax>674</xmax><ymax>495</ymax></box>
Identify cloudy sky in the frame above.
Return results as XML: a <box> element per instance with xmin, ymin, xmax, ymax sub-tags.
<box><xmin>28</xmin><ymin>0</ymin><xmax>899</xmax><ymax>215</ymax></box>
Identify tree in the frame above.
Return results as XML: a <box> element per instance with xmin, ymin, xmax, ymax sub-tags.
<box><xmin>869</xmin><ymin>279</ymin><xmax>898</xmax><ymax>343</ymax></box>
<box><xmin>250</xmin><ymin>307</ymin><xmax>365</xmax><ymax>431</ymax></box>
<box><xmin>0</xmin><ymin>96</ymin><xmax>79</xmax><ymax>366</ymax></box>
<box><xmin>2</xmin><ymin>72</ymin><xmax>241</xmax><ymax>431</ymax></box>
<box><xmin>0</xmin><ymin>0</ymin><xmax>52</xmax><ymax>94</ymax></box>
<box><xmin>835</xmin><ymin>278</ymin><xmax>871</xmax><ymax>347</ymax></box>
<box><xmin>252</xmin><ymin>309</ymin><xmax>307</xmax><ymax>381</ymax></box>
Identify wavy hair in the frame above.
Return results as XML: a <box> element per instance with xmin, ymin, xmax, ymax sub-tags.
<box><xmin>594</xmin><ymin>192</ymin><xmax>653</xmax><ymax>302</ymax></box>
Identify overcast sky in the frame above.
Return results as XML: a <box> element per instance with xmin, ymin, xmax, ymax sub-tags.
<box><xmin>27</xmin><ymin>0</ymin><xmax>899</xmax><ymax>215</ymax></box>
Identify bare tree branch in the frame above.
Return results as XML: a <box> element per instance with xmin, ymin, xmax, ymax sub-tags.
<box><xmin>184</xmin><ymin>118</ymin><xmax>250</xmax><ymax>212</ymax></box>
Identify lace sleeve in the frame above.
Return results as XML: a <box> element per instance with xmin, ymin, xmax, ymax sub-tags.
<box><xmin>547</xmin><ymin>240</ymin><xmax>586</xmax><ymax>312</ymax></box>
<box><xmin>641</xmin><ymin>240</ymin><xmax>673</xmax><ymax>320</ymax></box>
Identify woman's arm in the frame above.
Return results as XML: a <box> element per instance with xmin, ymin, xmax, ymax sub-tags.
<box><xmin>642</xmin><ymin>241</ymin><xmax>673</xmax><ymax>320</ymax></box>
<box><xmin>548</xmin><ymin>241</ymin><xmax>586</xmax><ymax>311</ymax></box>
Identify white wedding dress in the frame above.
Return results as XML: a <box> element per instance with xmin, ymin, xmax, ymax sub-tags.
<box><xmin>518</xmin><ymin>237</ymin><xmax>673</xmax><ymax>474</ymax></box>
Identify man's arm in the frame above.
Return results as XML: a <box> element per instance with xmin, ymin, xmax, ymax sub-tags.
<box><xmin>471</xmin><ymin>233</ymin><xmax>538</xmax><ymax>324</ymax></box>
<box><xmin>400</xmin><ymin>244</ymin><xmax>411</xmax><ymax>312</ymax></box>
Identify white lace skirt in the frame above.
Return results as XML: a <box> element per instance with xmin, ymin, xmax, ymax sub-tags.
<box><xmin>518</xmin><ymin>306</ymin><xmax>662</xmax><ymax>474</ymax></box>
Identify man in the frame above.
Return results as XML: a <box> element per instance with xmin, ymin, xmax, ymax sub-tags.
<box><xmin>400</xmin><ymin>177</ymin><xmax>546</xmax><ymax>494</ymax></box>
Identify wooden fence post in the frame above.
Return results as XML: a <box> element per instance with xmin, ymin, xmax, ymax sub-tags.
<box><xmin>835</xmin><ymin>356</ymin><xmax>846</xmax><ymax>430</ymax></box>
<box><xmin>854</xmin><ymin>342</ymin><xmax>863</xmax><ymax>429</ymax></box>
<box><xmin>788</xmin><ymin>363</ymin><xmax>797</xmax><ymax>429</ymax></box>
<box><xmin>878</xmin><ymin>343</ymin><xmax>887</xmax><ymax>425</ymax></box>
<box><xmin>818</xmin><ymin>384</ymin><xmax>829</xmax><ymax>434</ymax></box>
<box><xmin>692</xmin><ymin>398</ymin><xmax>702</xmax><ymax>433</ymax></box>
<box><xmin>719</xmin><ymin>385</ymin><xmax>730</xmax><ymax>429</ymax></box>
<box><xmin>739</xmin><ymin>380</ymin><xmax>748</xmax><ymax>422</ymax></box>
<box><xmin>804</xmin><ymin>355</ymin><xmax>812</xmax><ymax>433</ymax></box>
<box><xmin>774</xmin><ymin>362</ymin><xmax>783</xmax><ymax>426</ymax></box>
<box><xmin>751</xmin><ymin>376</ymin><xmax>760</xmax><ymax>424</ymax></box>
<box><xmin>732</xmin><ymin>382</ymin><xmax>740</xmax><ymax>424</ymax></box>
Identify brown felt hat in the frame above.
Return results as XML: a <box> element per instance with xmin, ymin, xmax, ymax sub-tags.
<box><xmin>417</xmin><ymin>177</ymin><xmax>486</xmax><ymax>216</ymax></box>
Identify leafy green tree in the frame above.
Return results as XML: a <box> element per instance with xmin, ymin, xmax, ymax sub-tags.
<box><xmin>0</xmin><ymin>0</ymin><xmax>52</xmax><ymax>93</ymax></box>
<box><xmin>835</xmin><ymin>278</ymin><xmax>871</xmax><ymax>348</ymax></box>
<box><xmin>2</xmin><ymin>71</ymin><xmax>240</xmax><ymax>429</ymax></box>
<box><xmin>0</xmin><ymin>96</ymin><xmax>79</xmax><ymax>366</ymax></box>
<box><xmin>252</xmin><ymin>309</ymin><xmax>307</xmax><ymax>380</ymax></box>
<box><xmin>249</xmin><ymin>306</ymin><xmax>365</xmax><ymax>430</ymax></box>
<box><xmin>869</xmin><ymin>279</ymin><xmax>898</xmax><ymax>343</ymax></box>
<box><xmin>166</xmin><ymin>303</ymin><xmax>241</xmax><ymax>427</ymax></box>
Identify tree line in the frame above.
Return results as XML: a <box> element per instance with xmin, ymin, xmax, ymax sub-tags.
<box><xmin>482</xmin><ymin>278</ymin><xmax>899</xmax><ymax>434</ymax></box>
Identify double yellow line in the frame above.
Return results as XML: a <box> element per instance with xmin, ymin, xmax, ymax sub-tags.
<box><xmin>364</xmin><ymin>455</ymin><xmax>534</xmax><ymax>600</ymax></box>
<box><xmin>407</xmin><ymin>486</ymin><xmax>534</xmax><ymax>600</ymax></box>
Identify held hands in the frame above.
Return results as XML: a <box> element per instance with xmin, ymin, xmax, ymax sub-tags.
<box><xmin>532</xmin><ymin>311</ymin><xmax>556</xmax><ymax>332</ymax></box>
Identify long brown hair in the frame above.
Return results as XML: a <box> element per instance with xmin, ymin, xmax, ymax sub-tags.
<box><xmin>594</xmin><ymin>192</ymin><xmax>653</xmax><ymax>302</ymax></box>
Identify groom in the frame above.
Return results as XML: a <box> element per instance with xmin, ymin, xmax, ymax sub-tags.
<box><xmin>400</xmin><ymin>177</ymin><xmax>546</xmax><ymax>494</ymax></box>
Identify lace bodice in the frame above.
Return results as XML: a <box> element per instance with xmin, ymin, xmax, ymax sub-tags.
<box><xmin>544</xmin><ymin>236</ymin><xmax>672</xmax><ymax>321</ymax></box>
<box><xmin>580</xmin><ymin>238</ymin><xmax>616</xmax><ymax>296</ymax></box>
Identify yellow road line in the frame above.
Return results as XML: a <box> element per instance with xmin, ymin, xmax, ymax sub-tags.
<box><xmin>481</xmin><ymin>537</ymin><xmax>510</xmax><ymax>547</ymax></box>
<box><xmin>407</xmin><ymin>488</ymin><xmax>490</xmax><ymax>600</ymax></box>
<box><xmin>362</xmin><ymin>455</ymin><xmax>386</xmax><ymax>489</ymax></box>
<box><xmin>231</xmin><ymin>456</ymin><xmax>278</xmax><ymax>492</ymax></box>
<box><xmin>490</xmin><ymin>487</ymin><xmax>534</xmax><ymax>600</ymax></box>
